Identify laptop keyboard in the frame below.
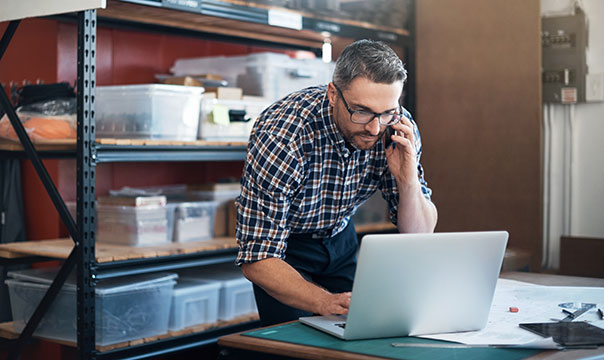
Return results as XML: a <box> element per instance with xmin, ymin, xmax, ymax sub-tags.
<box><xmin>335</xmin><ymin>322</ymin><xmax>346</xmax><ymax>329</ymax></box>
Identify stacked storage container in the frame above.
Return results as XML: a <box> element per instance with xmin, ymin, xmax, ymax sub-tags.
<box><xmin>198</xmin><ymin>96</ymin><xmax>271</xmax><ymax>142</ymax></box>
<box><xmin>189</xmin><ymin>183</ymin><xmax>241</xmax><ymax>237</ymax></box>
<box><xmin>95</xmin><ymin>84</ymin><xmax>204</xmax><ymax>141</ymax></box>
<box><xmin>68</xmin><ymin>197</ymin><xmax>170</xmax><ymax>246</ymax></box>
<box><xmin>166</xmin><ymin>201</ymin><xmax>218</xmax><ymax>242</ymax></box>
<box><xmin>168</xmin><ymin>279</ymin><xmax>221</xmax><ymax>331</ymax></box>
<box><xmin>170</xmin><ymin>52</ymin><xmax>334</xmax><ymax>102</ymax></box>
<box><xmin>5</xmin><ymin>268</ymin><xmax>177</xmax><ymax>346</ymax></box>
<box><xmin>96</xmin><ymin>203</ymin><xmax>169</xmax><ymax>246</ymax></box>
<box><xmin>180</xmin><ymin>264</ymin><xmax>256</xmax><ymax>321</ymax></box>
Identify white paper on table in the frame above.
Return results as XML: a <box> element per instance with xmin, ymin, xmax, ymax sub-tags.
<box><xmin>418</xmin><ymin>278</ymin><xmax>604</xmax><ymax>349</ymax></box>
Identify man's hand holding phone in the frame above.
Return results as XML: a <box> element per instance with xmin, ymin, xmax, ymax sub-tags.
<box><xmin>384</xmin><ymin>126</ymin><xmax>395</xmax><ymax>149</ymax></box>
<box><xmin>384</xmin><ymin>117</ymin><xmax>419</xmax><ymax>190</ymax></box>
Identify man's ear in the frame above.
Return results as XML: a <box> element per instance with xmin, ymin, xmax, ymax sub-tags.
<box><xmin>327</xmin><ymin>82</ymin><xmax>337</xmax><ymax>107</ymax></box>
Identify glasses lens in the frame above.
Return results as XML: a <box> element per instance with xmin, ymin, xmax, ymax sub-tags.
<box><xmin>350</xmin><ymin>111</ymin><xmax>375</xmax><ymax>124</ymax></box>
<box><xmin>380</xmin><ymin>113</ymin><xmax>402</xmax><ymax>125</ymax></box>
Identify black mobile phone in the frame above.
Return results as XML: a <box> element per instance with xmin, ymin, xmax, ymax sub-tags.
<box><xmin>384</xmin><ymin>126</ymin><xmax>395</xmax><ymax>149</ymax></box>
<box><xmin>519</xmin><ymin>322</ymin><xmax>604</xmax><ymax>346</ymax></box>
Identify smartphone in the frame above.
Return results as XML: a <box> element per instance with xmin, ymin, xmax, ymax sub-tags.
<box><xmin>384</xmin><ymin>127</ymin><xmax>395</xmax><ymax>149</ymax></box>
<box><xmin>519</xmin><ymin>322</ymin><xmax>604</xmax><ymax>346</ymax></box>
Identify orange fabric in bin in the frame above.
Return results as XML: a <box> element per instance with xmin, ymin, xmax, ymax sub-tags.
<box><xmin>0</xmin><ymin>113</ymin><xmax>76</xmax><ymax>141</ymax></box>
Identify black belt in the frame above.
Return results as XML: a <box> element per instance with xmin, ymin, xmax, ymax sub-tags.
<box><xmin>290</xmin><ymin>228</ymin><xmax>334</xmax><ymax>240</ymax></box>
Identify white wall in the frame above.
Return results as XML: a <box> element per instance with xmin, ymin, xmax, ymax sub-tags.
<box><xmin>541</xmin><ymin>0</ymin><xmax>604</xmax><ymax>268</ymax></box>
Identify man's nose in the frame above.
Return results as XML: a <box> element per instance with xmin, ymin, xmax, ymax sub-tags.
<box><xmin>364</xmin><ymin>116</ymin><xmax>381</xmax><ymax>136</ymax></box>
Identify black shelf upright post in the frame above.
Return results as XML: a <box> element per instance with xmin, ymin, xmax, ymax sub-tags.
<box><xmin>76</xmin><ymin>9</ymin><xmax>98</xmax><ymax>359</ymax></box>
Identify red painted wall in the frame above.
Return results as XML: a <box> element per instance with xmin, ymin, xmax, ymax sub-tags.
<box><xmin>0</xmin><ymin>19</ymin><xmax>64</xmax><ymax>242</ymax></box>
<box><xmin>0</xmin><ymin>17</ymin><xmax>67</xmax><ymax>360</ymax></box>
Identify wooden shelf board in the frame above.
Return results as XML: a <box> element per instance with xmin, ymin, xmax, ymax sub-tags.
<box><xmin>99</xmin><ymin>0</ymin><xmax>408</xmax><ymax>47</ymax></box>
<box><xmin>0</xmin><ymin>138</ymin><xmax>76</xmax><ymax>151</ymax></box>
<box><xmin>95</xmin><ymin>138</ymin><xmax>247</xmax><ymax>147</ymax></box>
<box><xmin>0</xmin><ymin>138</ymin><xmax>248</xmax><ymax>151</ymax></box>
<box><xmin>0</xmin><ymin>322</ymin><xmax>19</xmax><ymax>340</ymax></box>
<box><xmin>99</xmin><ymin>0</ymin><xmax>325</xmax><ymax>49</ymax></box>
<box><xmin>0</xmin><ymin>223</ymin><xmax>399</xmax><ymax>262</ymax></box>
<box><xmin>0</xmin><ymin>237</ymin><xmax>238</xmax><ymax>263</ymax></box>
<box><xmin>222</xmin><ymin>0</ymin><xmax>409</xmax><ymax>36</ymax></box>
<box><xmin>0</xmin><ymin>313</ymin><xmax>259</xmax><ymax>351</ymax></box>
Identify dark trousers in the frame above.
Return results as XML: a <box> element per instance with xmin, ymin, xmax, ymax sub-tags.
<box><xmin>253</xmin><ymin>220</ymin><xmax>358</xmax><ymax>327</ymax></box>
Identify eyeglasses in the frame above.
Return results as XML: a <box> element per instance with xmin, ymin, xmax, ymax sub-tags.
<box><xmin>334</xmin><ymin>84</ymin><xmax>403</xmax><ymax>126</ymax></box>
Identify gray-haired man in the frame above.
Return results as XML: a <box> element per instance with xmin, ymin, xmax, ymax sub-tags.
<box><xmin>236</xmin><ymin>39</ymin><xmax>438</xmax><ymax>326</ymax></box>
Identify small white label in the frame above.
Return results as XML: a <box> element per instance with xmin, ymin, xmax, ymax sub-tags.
<box><xmin>268</xmin><ymin>9</ymin><xmax>302</xmax><ymax>30</ymax></box>
<box><xmin>561</xmin><ymin>87</ymin><xmax>577</xmax><ymax>103</ymax></box>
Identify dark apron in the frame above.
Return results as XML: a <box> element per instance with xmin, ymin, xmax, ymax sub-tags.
<box><xmin>252</xmin><ymin>219</ymin><xmax>358</xmax><ymax>327</ymax></box>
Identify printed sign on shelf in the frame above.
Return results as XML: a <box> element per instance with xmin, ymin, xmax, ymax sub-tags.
<box><xmin>561</xmin><ymin>87</ymin><xmax>578</xmax><ymax>104</ymax></box>
<box><xmin>268</xmin><ymin>9</ymin><xmax>303</xmax><ymax>30</ymax></box>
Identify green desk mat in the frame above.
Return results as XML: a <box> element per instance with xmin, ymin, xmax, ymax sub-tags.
<box><xmin>243</xmin><ymin>321</ymin><xmax>542</xmax><ymax>360</ymax></box>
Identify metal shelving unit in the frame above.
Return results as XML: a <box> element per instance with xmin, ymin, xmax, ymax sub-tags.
<box><xmin>0</xmin><ymin>1</ymin><xmax>415</xmax><ymax>358</ymax></box>
<box><xmin>94</xmin><ymin>247</ymin><xmax>239</xmax><ymax>280</ymax></box>
<box><xmin>94</xmin><ymin>143</ymin><xmax>247</xmax><ymax>163</ymax></box>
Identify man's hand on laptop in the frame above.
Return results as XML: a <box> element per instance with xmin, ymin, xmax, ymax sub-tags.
<box><xmin>317</xmin><ymin>292</ymin><xmax>351</xmax><ymax>316</ymax></box>
<box><xmin>242</xmin><ymin>258</ymin><xmax>352</xmax><ymax>316</ymax></box>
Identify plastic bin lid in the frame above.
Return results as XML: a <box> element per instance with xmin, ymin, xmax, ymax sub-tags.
<box><xmin>183</xmin><ymin>270</ymin><xmax>251</xmax><ymax>286</ymax></box>
<box><xmin>7</xmin><ymin>267</ymin><xmax>178</xmax><ymax>294</ymax></box>
<box><xmin>173</xmin><ymin>278</ymin><xmax>221</xmax><ymax>296</ymax></box>
<box><xmin>95</xmin><ymin>272</ymin><xmax>178</xmax><ymax>295</ymax></box>
<box><xmin>96</xmin><ymin>83</ymin><xmax>204</xmax><ymax>95</ymax></box>
<box><xmin>170</xmin><ymin>200</ymin><xmax>218</xmax><ymax>208</ymax></box>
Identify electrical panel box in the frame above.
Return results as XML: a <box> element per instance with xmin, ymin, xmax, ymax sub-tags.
<box><xmin>542</xmin><ymin>9</ymin><xmax>588</xmax><ymax>103</ymax></box>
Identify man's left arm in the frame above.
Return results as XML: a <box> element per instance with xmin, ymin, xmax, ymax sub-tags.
<box><xmin>385</xmin><ymin>116</ymin><xmax>437</xmax><ymax>233</ymax></box>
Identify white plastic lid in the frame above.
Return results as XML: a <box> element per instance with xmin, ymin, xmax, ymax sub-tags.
<box><xmin>7</xmin><ymin>268</ymin><xmax>178</xmax><ymax>294</ymax></box>
<box><xmin>173</xmin><ymin>278</ymin><xmax>221</xmax><ymax>296</ymax></box>
<box><xmin>97</xmin><ymin>84</ymin><xmax>204</xmax><ymax>96</ymax></box>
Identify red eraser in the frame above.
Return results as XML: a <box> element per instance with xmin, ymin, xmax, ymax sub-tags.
<box><xmin>509</xmin><ymin>306</ymin><xmax>519</xmax><ymax>313</ymax></box>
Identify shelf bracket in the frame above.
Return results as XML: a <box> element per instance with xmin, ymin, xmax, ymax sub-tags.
<box><xmin>76</xmin><ymin>9</ymin><xmax>98</xmax><ymax>360</ymax></box>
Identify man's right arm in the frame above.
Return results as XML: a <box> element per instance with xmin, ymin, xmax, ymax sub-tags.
<box><xmin>241</xmin><ymin>258</ymin><xmax>351</xmax><ymax>316</ymax></box>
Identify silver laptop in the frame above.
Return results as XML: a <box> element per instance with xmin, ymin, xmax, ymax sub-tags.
<box><xmin>299</xmin><ymin>231</ymin><xmax>508</xmax><ymax>340</ymax></box>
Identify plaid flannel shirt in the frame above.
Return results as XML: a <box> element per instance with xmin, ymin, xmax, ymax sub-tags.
<box><xmin>236</xmin><ymin>85</ymin><xmax>431</xmax><ymax>265</ymax></box>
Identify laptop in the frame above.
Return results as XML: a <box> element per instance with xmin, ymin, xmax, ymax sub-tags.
<box><xmin>299</xmin><ymin>231</ymin><xmax>508</xmax><ymax>340</ymax></box>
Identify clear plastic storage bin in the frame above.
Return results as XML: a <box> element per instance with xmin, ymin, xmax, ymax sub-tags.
<box><xmin>168</xmin><ymin>279</ymin><xmax>221</xmax><ymax>331</ymax></box>
<box><xmin>183</xmin><ymin>264</ymin><xmax>256</xmax><ymax>321</ymax></box>
<box><xmin>169</xmin><ymin>201</ymin><xmax>217</xmax><ymax>242</ymax></box>
<box><xmin>67</xmin><ymin>202</ymin><xmax>169</xmax><ymax>246</ymax></box>
<box><xmin>96</xmin><ymin>204</ymin><xmax>169</xmax><ymax>246</ymax></box>
<box><xmin>190</xmin><ymin>184</ymin><xmax>240</xmax><ymax>237</ymax></box>
<box><xmin>6</xmin><ymin>268</ymin><xmax>177</xmax><ymax>346</ymax></box>
<box><xmin>198</xmin><ymin>97</ymin><xmax>270</xmax><ymax>141</ymax></box>
<box><xmin>237</xmin><ymin>54</ymin><xmax>334</xmax><ymax>101</ymax></box>
<box><xmin>96</xmin><ymin>84</ymin><xmax>203</xmax><ymax>140</ymax></box>
<box><xmin>171</xmin><ymin>53</ymin><xmax>334</xmax><ymax>102</ymax></box>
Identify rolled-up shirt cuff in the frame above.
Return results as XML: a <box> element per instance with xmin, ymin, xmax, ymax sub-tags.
<box><xmin>235</xmin><ymin>238</ymin><xmax>286</xmax><ymax>266</ymax></box>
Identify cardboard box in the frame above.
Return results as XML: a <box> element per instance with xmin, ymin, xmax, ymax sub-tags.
<box><xmin>205</xmin><ymin>87</ymin><xmax>243</xmax><ymax>100</ymax></box>
<box><xmin>159</xmin><ymin>75</ymin><xmax>204</xmax><ymax>87</ymax></box>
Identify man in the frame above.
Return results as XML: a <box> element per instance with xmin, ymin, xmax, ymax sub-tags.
<box><xmin>236</xmin><ymin>39</ymin><xmax>438</xmax><ymax>326</ymax></box>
